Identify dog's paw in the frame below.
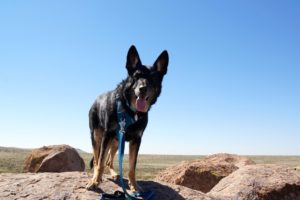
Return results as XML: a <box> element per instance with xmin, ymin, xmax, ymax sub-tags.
<box><xmin>86</xmin><ymin>179</ymin><xmax>101</xmax><ymax>190</ymax></box>
<box><xmin>129</xmin><ymin>182</ymin><xmax>144</xmax><ymax>193</ymax></box>
<box><xmin>86</xmin><ymin>181</ymin><xmax>98</xmax><ymax>190</ymax></box>
<box><xmin>112</xmin><ymin>174</ymin><xmax>120</xmax><ymax>181</ymax></box>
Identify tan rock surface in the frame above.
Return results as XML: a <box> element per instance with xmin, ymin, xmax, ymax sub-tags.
<box><xmin>23</xmin><ymin>145</ymin><xmax>85</xmax><ymax>173</ymax></box>
<box><xmin>209</xmin><ymin>164</ymin><xmax>300</xmax><ymax>200</ymax></box>
<box><xmin>156</xmin><ymin>153</ymin><xmax>255</xmax><ymax>193</ymax></box>
<box><xmin>0</xmin><ymin>172</ymin><xmax>214</xmax><ymax>200</ymax></box>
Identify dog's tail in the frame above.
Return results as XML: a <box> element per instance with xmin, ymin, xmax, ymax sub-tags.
<box><xmin>89</xmin><ymin>157</ymin><xmax>94</xmax><ymax>169</ymax></box>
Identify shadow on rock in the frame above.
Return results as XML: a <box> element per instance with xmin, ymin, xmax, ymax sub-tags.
<box><xmin>139</xmin><ymin>180</ymin><xmax>186</xmax><ymax>200</ymax></box>
<box><xmin>105</xmin><ymin>178</ymin><xmax>195</xmax><ymax>200</ymax></box>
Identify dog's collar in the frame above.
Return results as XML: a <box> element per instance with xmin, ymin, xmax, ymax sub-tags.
<box><xmin>125</xmin><ymin>99</ymin><xmax>138</xmax><ymax>114</ymax></box>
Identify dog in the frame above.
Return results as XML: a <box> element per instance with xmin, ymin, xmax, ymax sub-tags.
<box><xmin>86</xmin><ymin>45</ymin><xmax>169</xmax><ymax>192</ymax></box>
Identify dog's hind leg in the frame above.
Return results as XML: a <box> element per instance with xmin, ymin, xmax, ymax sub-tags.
<box><xmin>86</xmin><ymin>128</ymin><xmax>103</xmax><ymax>190</ymax></box>
<box><xmin>105</xmin><ymin>138</ymin><xmax>119</xmax><ymax>180</ymax></box>
<box><xmin>92</xmin><ymin>128</ymin><xmax>103</xmax><ymax>167</ymax></box>
<box><xmin>87</xmin><ymin>133</ymin><xmax>111</xmax><ymax>190</ymax></box>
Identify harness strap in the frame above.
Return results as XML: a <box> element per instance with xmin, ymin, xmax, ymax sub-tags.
<box><xmin>115</xmin><ymin>96</ymin><xmax>154</xmax><ymax>200</ymax></box>
<box><xmin>117</xmin><ymin>122</ymin><xmax>154</xmax><ymax>200</ymax></box>
<box><xmin>118</xmin><ymin>129</ymin><xmax>132</xmax><ymax>199</ymax></box>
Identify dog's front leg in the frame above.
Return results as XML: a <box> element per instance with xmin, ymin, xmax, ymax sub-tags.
<box><xmin>128</xmin><ymin>138</ymin><xmax>142</xmax><ymax>192</ymax></box>
<box><xmin>106</xmin><ymin>138</ymin><xmax>119</xmax><ymax>180</ymax></box>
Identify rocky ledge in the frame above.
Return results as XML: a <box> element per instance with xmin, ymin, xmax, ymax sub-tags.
<box><xmin>1</xmin><ymin>152</ymin><xmax>300</xmax><ymax>200</ymax></box>
<box><xmin>208</xmin><ymin>164</ymin><xmax>300</xmax><ymax>200</ymax></box>
<box><xmin>0</xmin><ymin>172</ymin><xmax>212</xmax><ymax>200</ymax></box>
<box><xmin>156</xmin><ymin>153</ymin><xmax>255</xmax><ymax>193</ymax></box>
<box><xmin>1</xmin><ymin>165</ymin><xmax>299</xmax><ymax>200</ymax></box>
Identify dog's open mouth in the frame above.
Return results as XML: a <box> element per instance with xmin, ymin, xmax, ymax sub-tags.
<box><xmin>135</xmin><ymin>96</ymin><xmax>149</xmax><ymax>112</ymax></box>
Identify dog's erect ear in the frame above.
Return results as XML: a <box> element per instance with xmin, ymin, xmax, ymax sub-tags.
<box><xmin>126</xmin><ymin>45</ymin><xmax>142</xmax><ymax>75</ymax></box>
<box><xmin>152</xmin><ymin>50</ymin><xmax>169</xmax><ymax>75</ymax></box>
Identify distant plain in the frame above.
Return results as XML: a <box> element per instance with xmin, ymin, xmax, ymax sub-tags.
<box><xmin>1</xmin><ymin>146</ymin><xmax>299</xmax><ymax>180</ymax></box>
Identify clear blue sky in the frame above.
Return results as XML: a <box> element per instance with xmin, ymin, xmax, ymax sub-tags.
<box><xmin>1</xmin><ymin>1</ymin><xmax>299</xmax><ymax>155</ymax></box>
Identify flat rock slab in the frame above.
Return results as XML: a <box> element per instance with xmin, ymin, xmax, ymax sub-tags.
<box><xmin>209</xmin><ymin>164</ymin><xmax>300</xmax><ymax>200</ymax></box>
<box><xmin>0</xmin><ymin>172</ymin><xmax>213</xmax><ymax>200</ymax></box>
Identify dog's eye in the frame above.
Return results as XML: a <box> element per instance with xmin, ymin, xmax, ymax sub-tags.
<box><xmin>150</xmin><ymin>72</ymin><xmax>162</xmax><ymax>83</ymax></box>
<box><xmin>133</xmin><ymin>74</ymin><xmax>140</xmax><ymax>80</ymax></box>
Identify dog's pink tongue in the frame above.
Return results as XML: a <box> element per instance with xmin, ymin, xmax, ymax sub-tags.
<box><xmin>136</xmin><ymin>97</ymin><xmax>147</xmax><ymax>112</ymax></box>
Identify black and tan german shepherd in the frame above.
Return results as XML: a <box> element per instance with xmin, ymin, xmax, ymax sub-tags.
<box><xmin>86</xmin><ymin>45</ymin><xmax>169</xmax><ymax>192</ymax></box>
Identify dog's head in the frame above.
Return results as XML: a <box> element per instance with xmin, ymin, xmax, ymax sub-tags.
<box><xmin>123</xmin><ymin>45</ymin><xmax>169</xmax><ymax>113</ymax></box>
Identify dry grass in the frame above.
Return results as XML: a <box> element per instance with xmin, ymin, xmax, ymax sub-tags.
<box><xmin>1</xmin><ymin>146</ymin><xmax>299</xmax><ymax>180</ymax></box>
<box><xmin>249</xmin><ymin>155</ymin><xmax>300</xmax><ymax>166</ymax></box>
<box><xmin>81</xmin><ymin>153</ymin><xmax>199</xmax><ymax>180</ymax></box>
<box><xmin>0</xmin><ymin>147</ymin><xmax>31</xmax><ymax>173</ymax></box>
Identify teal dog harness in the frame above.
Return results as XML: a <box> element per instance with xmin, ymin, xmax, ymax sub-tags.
<box><xmin>100</xmin><ymin>95</ymin><xmax>154</xmax><ymax>200</ymax></box>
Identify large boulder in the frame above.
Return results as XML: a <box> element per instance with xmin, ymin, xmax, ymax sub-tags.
<box><xmin>208</xmin><ymin>164</ymin><xmax>300</xmax><ymax>200</ymax></box>
<box><xmin>0</xmin><ymin>172</ymin><xmax>215</xmax><ymax>200</ymax></box>
<box><xmin>23</xmin><ymin>145</ymin><xmax>85</xmax><ymax>172</ymax></box>
<box><xmin>156</xmin><ymin>153</ymin><xmax>255</xmax><ymax>193</ymax></box>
